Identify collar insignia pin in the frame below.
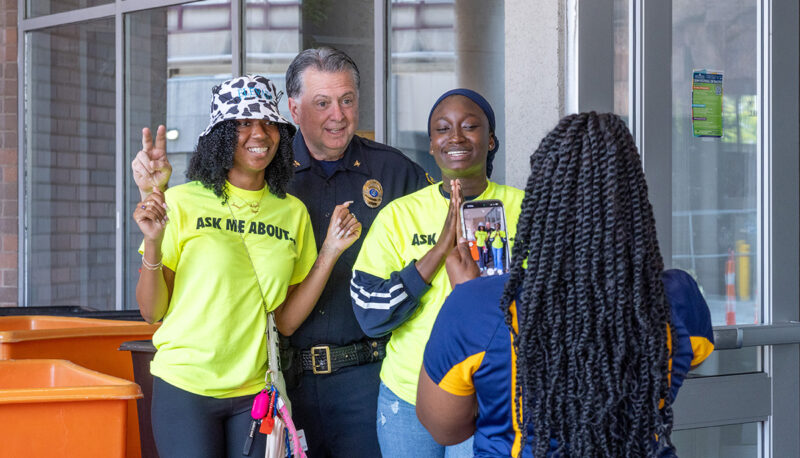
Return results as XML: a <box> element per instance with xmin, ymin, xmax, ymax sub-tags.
<box><xmin>293</xmin><ymin>160</ymin><xmax>301</xmax><ymax>167</ymax></box>
<box><xmin>354</xmin><ymin>160</ymin><xmax>361</xmax><ymax>167</ymax></box>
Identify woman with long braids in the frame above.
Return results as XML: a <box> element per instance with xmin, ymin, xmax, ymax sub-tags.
<box><xmin>417</xmin><ymin>112</ymin><xmax>714</xmax><ymax>457</ymax></box>
<box><xmin>133</xmin><ymin>75</ymin><xmax>361</xmax><ymax>457</ymax></box>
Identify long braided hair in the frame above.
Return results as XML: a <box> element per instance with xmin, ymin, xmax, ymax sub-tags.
<box><xmin>186</xmin><ymin>120</ymin><xmax>295</xmax><ymax>203</ymax></box>
<box><xmin>500</xmin><ymin>112</ymin><xmax>674</xmax><ymax>457</ymax></box>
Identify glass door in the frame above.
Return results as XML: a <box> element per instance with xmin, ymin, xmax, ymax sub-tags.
<box><xmin>572</xmin><ymin>0</ymin><xmax>800</xmax><ymax>456</ymax></box>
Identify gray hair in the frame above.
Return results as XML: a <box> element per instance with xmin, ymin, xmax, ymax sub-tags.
<box><xmin>285</xmin><ymin>47</ymin><xmax>361</xmax><ymax>98</ymax></box>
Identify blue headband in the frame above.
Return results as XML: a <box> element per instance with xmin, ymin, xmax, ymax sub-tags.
<box><xmin>427</xmin><ymin>88</ymin><xmax>499</xmax><ymax>178</ymax></box>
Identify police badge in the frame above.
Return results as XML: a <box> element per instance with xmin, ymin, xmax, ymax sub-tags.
<box><xmin>362</xmin><ymin>179</ymin><xmax>383</xmax><ymax>208</ymax></box>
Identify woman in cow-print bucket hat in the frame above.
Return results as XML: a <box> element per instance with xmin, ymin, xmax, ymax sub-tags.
<box><xmin>191</xmin><ymin>75</ymin><xmax>297</xmax><ymax>202</ymax></box>
<box><xmin>132</xmin><ymin>75</ymin><xmax>362</xmax><ymax>457</ymax></box>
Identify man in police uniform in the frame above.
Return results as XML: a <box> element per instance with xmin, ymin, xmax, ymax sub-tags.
<box><xmin>282</xmin><ymin>47</ymin><xmax>430</xmax><ymax>457</ymax></box>
<box><xmin>131</xmin><ymin>48</ymin><xmax>429</xmax><ymax>456</ymax></box>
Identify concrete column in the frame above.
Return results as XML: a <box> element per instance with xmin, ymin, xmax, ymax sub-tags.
<box><xmin>504</xmin><ymin>0</ymin><xmax>565</xmax><ymax>189</ymax></box>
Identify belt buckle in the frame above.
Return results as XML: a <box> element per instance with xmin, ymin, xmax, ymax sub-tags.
<box><xmin>310</xmin><ymin>345</ymin><xmax>332</xmax><ymax>374</ymax></box>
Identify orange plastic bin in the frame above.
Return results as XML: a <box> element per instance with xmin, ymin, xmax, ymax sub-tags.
<box><xmin>0</xmin><ymin>316</ymin><xmax>159</xmax><ymax>458</ymax></box>
<box><xmin>0</xmin><ymin>359</ymin><xmax>142</xmax><ymax>458</ymax></box>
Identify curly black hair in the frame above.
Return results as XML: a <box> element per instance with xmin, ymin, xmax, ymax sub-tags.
<box><xmin>500</xmin><ymin>112</ymin><xmax>674</xmax><ymax>457</ymax></box>
<box><xmin>186</xmin><ymin>120</ymin><xmax>295</xmax><ymax>203</ymax></box>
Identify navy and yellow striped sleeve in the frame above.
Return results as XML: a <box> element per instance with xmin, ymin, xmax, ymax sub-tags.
<box><xmin>663</xmin><ymin>269</ymin><xmax>715</xmax><ymax>400</ymax></box>
<box><xmin>350</xmin><ymin>264</ymin><xmax>430</xmax><ymax>337</ymax></box>
<box><xmin>350</xmin><ymin>205</ymin><xmax>430</xmax><ymax>337</ymax></box>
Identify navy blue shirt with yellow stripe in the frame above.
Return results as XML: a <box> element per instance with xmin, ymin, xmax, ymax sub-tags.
<box><xmin>286</xmin><ymin>130</ymin><xmax>430</xmax><ymax>349</ymax></box>
<box><xmin>423</xmin><ymin>269</ymin><xmax>714</xmax><ymax>457</ymax></box>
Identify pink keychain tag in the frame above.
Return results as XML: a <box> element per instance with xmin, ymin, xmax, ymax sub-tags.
<box><xmin>250</xmin><ymin>389</ymin><xmax>270</xmax><ymax>420</ymax></box>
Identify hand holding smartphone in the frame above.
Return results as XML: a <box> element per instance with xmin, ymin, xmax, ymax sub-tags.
<box><xmin>460</xmin><ymin>199</ymin><xmax>509</xmax><ymax>276</ymax></box>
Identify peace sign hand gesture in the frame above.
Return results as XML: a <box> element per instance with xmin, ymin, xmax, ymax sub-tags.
<box><xmin>132</xmin><ymin>125</ymin><xmax>173</xmax><ymax>200</ymax></box>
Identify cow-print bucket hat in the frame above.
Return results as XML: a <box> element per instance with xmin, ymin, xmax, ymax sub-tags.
<box><xmin>200</xmin><ymin>75</ymin><xmax>295</xmax><ymax>137</ymax></box>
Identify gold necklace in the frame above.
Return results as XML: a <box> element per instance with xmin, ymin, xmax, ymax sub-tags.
<box><xmin>229</xmin><ymin>185</ymin><xmax>267</xmax><ymax>214</ymax></box>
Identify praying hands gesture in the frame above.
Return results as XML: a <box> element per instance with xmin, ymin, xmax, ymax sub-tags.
<box><xmin>414</xmin><ymin>179</ymin><xmax>476</xmax><ymax>285</ymax></box>
<box><xmin>443</xmin><ymin>180</ymin><xmax>480</xmax><ymax>288</ymax></box>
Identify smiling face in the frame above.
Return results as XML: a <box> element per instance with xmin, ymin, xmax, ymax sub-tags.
<box><xmin>428</xmin><ymin>95</ymin><xmax>494</xmax><ymax>179</ymax></box>
<box><xmin>287</xmin><ymin>68</ymin><xmax>359</xmax><ymax>161</ymax></box>
<box><xmin>229</xmin><ymin>119</ymin><xmax>281</xmax><ymax>182</ymax></box>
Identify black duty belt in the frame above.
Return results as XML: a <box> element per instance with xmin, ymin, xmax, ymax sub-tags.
<box><xmin>299</xmin><ymin>336</ymin><xmax>389</xmax><ymax>375</ymax></box>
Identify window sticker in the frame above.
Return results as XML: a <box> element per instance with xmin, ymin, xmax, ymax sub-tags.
<box><xmin>691</xmin><ymin>69</ymin><xmax>724</xmax><ymax>138</ymax></box>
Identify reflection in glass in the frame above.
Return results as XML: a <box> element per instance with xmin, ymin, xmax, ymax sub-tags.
<box><xmin>125</xmin><ymin>1</ymin><xmax>232</xmax><ymax>309</ymax></box>
<box><xmin>295</xmin><ymin>0</ymin><xmax>375</xmax><ymax>139</ymax></box>
<box><xmin>25</xmin><ymin>19</ymin><xmax>116</xmax><ymax>309</ymax></box>
<box><xmin>27</xmin><ymin>0</ymin><xmax>111</xmax><ymax>19</ymax></box>
<box><xmin>673</xmin><ymin>423</ymin><xmax>758</xmax><ymax>458</ymax></box>
<box><xmin>247</xmin><ymin>0</ymin><xmax>377</xmax><ymax>136</ymax></box>
<box><xmin>388</xmin><ymin>0</ymin><xmax>504</xmax><ymax>181</ymax></box>
<box><xmin>671</xmin><ymin>0</ymin><xmax>759</xmax><ymax>326</ymax></box>
<box><xmin>244</xmin><ymin>0</ymin><xmax>302</xmax><ymax>122</ymax></box>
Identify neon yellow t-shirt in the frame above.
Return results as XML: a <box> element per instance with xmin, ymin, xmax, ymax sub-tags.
<box><xmin>475</xmin><ymin>230</ymin><xmax>488</xmax><ymax>247</ymax></box>
<box><xmin>142</xmin><ymin>181</ymin><xmax>317</xmax><ymax>398</ymax></box>
<box><xmin>491</xmin><ymin>230</ymin><xmax>507</xmax><ymax>249</ymax></box>
<box><xmin>353</xmin><ymin>181</ymin><xmax>524</xmax><ymax>404</ymax></box>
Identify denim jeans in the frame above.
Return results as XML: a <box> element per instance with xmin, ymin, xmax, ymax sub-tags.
<box><xmin>376</xmin><ymin>382</ymin><xmax>474</xmax><ymax>458</ymax></box>
<box><xmin>492</xmin><ymin>246</ymin><xmax>504</xmax><ymax>272</ymax></box>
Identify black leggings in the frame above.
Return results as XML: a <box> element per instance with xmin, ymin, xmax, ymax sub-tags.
<box><xmin>151</xmin><ymin>376</ymin><xmax>267</xmax><ymax>458</ymax></box>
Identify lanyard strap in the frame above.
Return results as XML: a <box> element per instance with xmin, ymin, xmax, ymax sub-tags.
<box><xmin>226</xmin><ymin>201</ymin><xmax>278</xmax><ymax>386</ymax></box>
<box><xmin>229</xmin><ymin>197</ymin><xmax>308</xmax><ymax>458</ymax></box>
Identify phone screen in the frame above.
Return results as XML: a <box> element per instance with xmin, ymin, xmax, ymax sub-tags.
<box><xmin>460</xmin><ymin>199</ymin><xmax>509</xmax><ymax>276</ymax></box>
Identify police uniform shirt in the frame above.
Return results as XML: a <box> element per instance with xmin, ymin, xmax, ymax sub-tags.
<box><xmin>423</xmin><ymin>269</ymin><xmax>715</xmax><ymax>457</ymax></box>
<box><xmin>287</xmin><ymin>130</ymin><xmax>430</xmax><ymax>349</ymax></box>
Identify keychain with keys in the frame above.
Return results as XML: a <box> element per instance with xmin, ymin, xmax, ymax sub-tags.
<box><xmin>243</xmin><ymin>388</ymin><xmax>271</xmax><ymax>456</ymax></box>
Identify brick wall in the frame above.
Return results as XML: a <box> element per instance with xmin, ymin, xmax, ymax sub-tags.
<box><xmin>27</xmin><ymin>19</ymin><xmax>116</xmax><ymax>309</ymax></box>
<box><xmin>0</xmin><ymin>0</ymin><xmax>18</xmax><ymax>307</ymax></box>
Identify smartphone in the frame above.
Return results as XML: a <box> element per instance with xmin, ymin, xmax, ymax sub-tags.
<box><xmin>460</xmin><ymin>199</ymin><xmax>510</xmax><ymax>276</ymax></box>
